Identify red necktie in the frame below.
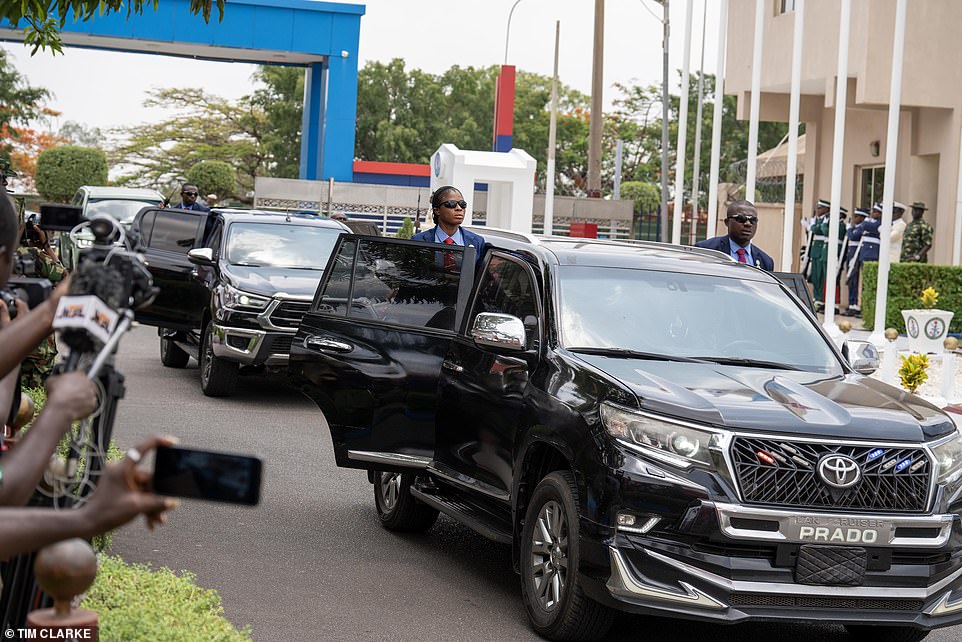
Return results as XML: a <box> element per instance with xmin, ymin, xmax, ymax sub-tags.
<box><xmin>443</xmin><ymin>237</ymin><xmax>456</xmax><ymax>270</ymax></box>
<box><xmin>736</xmin><ymin>248</ymin><xmax>747</xmax><ymax>264</ymax></box>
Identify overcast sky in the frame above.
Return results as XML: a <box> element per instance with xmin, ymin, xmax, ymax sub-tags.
<box><xmin>1</xmin><ymin>0</ymin><xmax>721</xmax><ymax>134</ymax></box>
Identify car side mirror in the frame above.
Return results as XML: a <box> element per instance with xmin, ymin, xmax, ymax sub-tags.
<box><xmin>470</xmin><ymin>313</ymin><xmax>526</xmax><ymax>352</ymax></box>
<box><xmin>187</xmin><ymin>247</ymin><xmax>215</xmax><ymax>266</ymax></box>
<box><xmin>844</xmin><ymin>340</ymin><xmax>880</xmax><ymax>375</ymax></box>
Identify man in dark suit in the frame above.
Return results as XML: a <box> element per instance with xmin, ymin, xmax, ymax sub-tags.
<box><xmin>411</xmin><ymin>185</ymin><xmax>485</xmax><ymax>267</ymax></box>
<box><xmin>175</xmin><ymin>183</ymin><xmax>210</xmax><ymax>212</ymax></box>
<box><xmin>695</xmin><ymin>199</ymin><xmax>774</xmax><ymax>271</ymax></box>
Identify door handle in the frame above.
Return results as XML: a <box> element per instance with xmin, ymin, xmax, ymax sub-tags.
<box><xmin>304</xmin><ymin>336</ymin><xmax>353</xmax><ymax>353</ymax></box>
<box><xmin>442</xmin><ymin>360</ymin><xmax>463</xmax><ymax>373</ymax></box>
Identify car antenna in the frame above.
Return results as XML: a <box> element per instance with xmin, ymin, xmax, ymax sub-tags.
<box><xmin>161</xmin><ymin>186</ymin><xmax>178</xmax><ymax>208</ymax></box>
<box><xmin>415</xmin><ymin>192</ymin><xmax>421</xmax><ymax>231</ymax></box>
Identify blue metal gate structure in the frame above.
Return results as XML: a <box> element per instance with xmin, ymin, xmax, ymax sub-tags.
<box><xmin>0</xmin><ymin>0</ymin><xmax>364</xmax><ymax>181</ymax></box>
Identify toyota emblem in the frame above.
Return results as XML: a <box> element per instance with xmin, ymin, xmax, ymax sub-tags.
<box><xmin>818</xmin><ymin>455</ymin><xmax>862</xmax><ymax>489</ymax></box>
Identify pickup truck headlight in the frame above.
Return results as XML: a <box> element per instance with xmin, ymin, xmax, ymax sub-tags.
<box><xmin>932</xmin><ymin>431</ymin><xmax>962</xmax><ymax>486</ymax></box>
<box><xmin>600</xmin><ymin>402</ymin><xmax>727</xmax><ymax>470</ymax></box>
<box><xmin>222</xmin><ymin>284</ymin><xmax>270</xmax><ymax>311</ymax></box>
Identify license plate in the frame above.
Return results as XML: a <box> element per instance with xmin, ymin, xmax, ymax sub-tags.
<box><xmin>785</xmin><ymin>516</ymin><xmax>894</xmax><ymax>545</ymax></box>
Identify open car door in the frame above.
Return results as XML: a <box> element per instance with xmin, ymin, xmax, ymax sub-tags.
<box><xmin>289</xmin><ymin>235</ymin><xmax>476</xmax><ymax>472</ymax></box>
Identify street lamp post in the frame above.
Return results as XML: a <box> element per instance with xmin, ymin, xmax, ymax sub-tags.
<box><xmin>504</xmin><ymin>0</ymin><xmax>524</xmax><ymax>65</ymax></box>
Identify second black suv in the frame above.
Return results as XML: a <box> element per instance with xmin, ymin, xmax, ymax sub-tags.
<box><xmin>289</xmin><ymin>231</ymin><xmax>962</xmax><ymax>641</ymax></box>
<box><xmin>133</xmin><ymin>208</ymin><xmax>348</xmax><ymax>396</ymax></box>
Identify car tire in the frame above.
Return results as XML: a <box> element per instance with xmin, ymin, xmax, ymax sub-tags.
<box><xmin>520</xmin><ymin>471</ymin><xmax>614</xmax><ymax>641</ymax></box>
<box><xmin>160</xmin><ymin>334</ymin><xmax>190</xmax><ymax>368</ymax></box>
<box><xmin>844</xmin><ymin>626</ymin><xmax>929</xmax><ymax>642</ymax></box>
<box><xmin>199</xmin><ymin>322</ymin><xmax>238</xmax><ymax>397</ymax></box>
<box><xmin>373</xmin><ymin>471</ymin><xmax>439</xmax><ymax>533</ymax></box>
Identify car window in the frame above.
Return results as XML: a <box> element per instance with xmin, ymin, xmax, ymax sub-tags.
<box><xmin>557</xmin><ymin>266</ymin><xmax>842</xmax><ymax>373</ymax></box>
<box><xmin>225</xmin><ymin>223</ymin><xmax>341</xmax><ymax>269</ymax></box>
<box><xmin>148</xmin><ymin>211</ymin><xmax>204</xmax><ymax>254</ymax></box>
<box><xmin>470</xmin><ymin>255</ymin><xmax>538</xmax><ymax>346</ymax></box>
<box><xmin>137</xmin><ymin>210</ymin><xmax>158</xmax><ymax>245</ymax></box>
<box><xmin>314</xmin><ymin>238</ymin><xmax>464</xmax><ymax>331</ymax></box>
<box><xmin>86</xmin><ymin>199</ymin><xmax>158</xmax><ymax>225</ymax></box>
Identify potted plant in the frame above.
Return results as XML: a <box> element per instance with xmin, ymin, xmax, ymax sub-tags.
<box><xmin>901</xmin><ymin>287</ymin><xmax>955</xmax><ymax>354</ymax></box>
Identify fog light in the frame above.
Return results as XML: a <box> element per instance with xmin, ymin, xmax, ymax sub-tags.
<box><xmin>616</xmin><ymin>513</ymin><xmax>661</xmax><ymax>534</ymax></box>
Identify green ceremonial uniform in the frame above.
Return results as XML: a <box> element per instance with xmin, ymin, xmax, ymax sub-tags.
<box><xmin>806</xmin><ymin>215</ymin><xmax>846</xmax><ymax>303</ymax></box>
<box><xmin>17</xmin><ymin>245</ymin><xmax>67</xmax><ymax>389</ymax></box>
<box><xmin>901</xmin><ymin>219</ymin><xmax>934</xmax><ymax>263</ymax></box>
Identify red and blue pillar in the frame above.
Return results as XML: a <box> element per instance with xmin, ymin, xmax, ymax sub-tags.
<box><xmin>492</xmin><ymin>65</ymin><xmax>516</xmax><ymax>152</ymax></box>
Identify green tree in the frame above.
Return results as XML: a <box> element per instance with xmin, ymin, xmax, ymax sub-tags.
<box><xmin>35</xmin><ymin>146</ymin><xmax>108</xmax><ymax>202</ymax></box>
<box><xmin>0</xmin><ymin>49</ymin><xmax>52</xmax><ymax>162</ymax></box>
<box><xmin>187</xmin><ymin>160</ymin><xmax>236</xmax><ymax>203</ymax></box>
<box><xmin>59</xmin><ymin>121</ymin><xmax>103</xmax><ymax>148</ymax></box>
<box><xmin>396</xmin><ymin>217</ymin><xmax>414</xmax><ymax>240</ymax></box>
<box><xmin>5</xmin><ymin>1</ymin><xmax>223</xmax><ymax>54</ymax></box>
<box><xmin>251</xmin><ymin>66</ymin><xmax>304</xmax><ymax>178</ymax></box>
<box><xmin>620</xmin><ymin>181</ymin><xmax>661</xmax><ymax>214</ymax></box>
<box><xmin>109</xmin><ymin>89</ymin><xmax>267</xmax><ymax>202</ymax></box>
<box><xmin>354</xmin><ymin>59</ymin><xmax>590</xmax><ymax>195</ymax></box>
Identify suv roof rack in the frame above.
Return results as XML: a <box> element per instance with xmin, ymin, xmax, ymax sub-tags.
<box><xmin>620</xmin><ymin>239</ymin><xmax>736</xmax><ymax>262</ymax></box>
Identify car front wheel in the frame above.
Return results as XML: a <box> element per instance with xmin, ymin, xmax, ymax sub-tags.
<box><xmin>520</xmin><ymin>471</ymin><xmax>613</xmax><ymax>641</ymax></box>
<box><xmin>160</xmin><ymin>333</ymin><xmax>190</xmax><ymax>368</ymax></box>
<box><xmin>199</xmin><ymin>322</ymin><xmax>238</xmax><ymax>397</ymax></box>
<box><xmin>373</xmin><ymin>471</ymin><xmax>438</xmax><ymax>533</ymax></box>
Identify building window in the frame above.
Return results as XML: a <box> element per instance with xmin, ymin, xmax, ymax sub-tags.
<box><xmin>776</xmin><ymin>0</ymin><xmax>797</xmax><ymax>14</ymax></box>
<box><xmin>858</xmin><ymin>165</ymin><xmax>886</xmax><ymax>210</ymax></box>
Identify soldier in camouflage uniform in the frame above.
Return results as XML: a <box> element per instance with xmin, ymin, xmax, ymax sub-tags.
<box><xmin>16</xmin><ymin>215</ymin><xmax>67</xmax><ymax>389</ymax></box>
<box><xmin>901</xmin><ymin>202</ymin><xmax>934</xmax><ymax>263</ymax></box>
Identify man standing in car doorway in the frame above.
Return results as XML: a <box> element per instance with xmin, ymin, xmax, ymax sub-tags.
<box><xmin>175</xmin><ymin>183</ymin><xmax>209</xmax><ymax>212</ymax></box>
<box><xmin>695</xmin><ymin>199</ymin><xmax>774</xmax><ymax>271</ymax></box>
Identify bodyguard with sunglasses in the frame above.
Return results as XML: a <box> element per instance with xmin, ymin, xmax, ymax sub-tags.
<box><xmin>411</xmin><ymin>186</ymin><xmax>486</xmax><ymax>266</ymax></box>
<box><xmin>695</xmin><ymin>199</ymin><xmax>774</xmax><ymax>271</ymax></box>
<box><xmin>175</xmin><ymin>183</ymin><xmax>209</xmax><ymax>212</ymax></box>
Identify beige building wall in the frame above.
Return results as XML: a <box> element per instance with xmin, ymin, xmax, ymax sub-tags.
<box><xmin>725</xmin><ymin>0</ymin><xmax>962</xmax><ymax>266</ymax></box>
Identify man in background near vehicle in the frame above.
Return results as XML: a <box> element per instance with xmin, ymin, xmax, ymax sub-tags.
<box><xmin>16</xmin><ymin>214</ymin><xmax>67</xmax><ymax>389</ymax></box>
<box><xmin>841</xmin><ymin>208</ymin><xmax>868</xmax><ymax>317</ymax></box>
<box><xmin>175</xmin><ymin>183</ymin><xmax>209</xmax><ymax>212</ymax></box>
<box><xmin>695</xmin><ymin>199</ymin><xmax>774</xmax><ymax>271</ymax></box>
<box><xmin>329</xmin><ymin>212</ymin><xmax>348</xmax><ymax>222</ymax></box>
<box><xmin>902</xmin><ymin>202</ymin><xmax>933</xmax><ymax>263</ymax></box>
<box><xmin>205</xmin><ymin>193</ymin><xmax>219</xmax><ymax>209</ymax></box>
<box><xmin>889</xmin><ymin>201</ymin><xmax>907</xmax><ymax>263</ymax></box>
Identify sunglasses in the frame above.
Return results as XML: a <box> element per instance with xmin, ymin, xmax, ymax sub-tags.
<box><xmin>439</xmin><ymin>199</ymin><xmax>467</xmax><ymax>210</ymax></box>
<box><xmin>727</xmin><ymin>214</ymin><xmax>758</xmax><ymax>224</ymax></box>
<box><xmin>182</xmin><ymin>191</ymin><xmax>198</xmax><ymax>196</ymax></box>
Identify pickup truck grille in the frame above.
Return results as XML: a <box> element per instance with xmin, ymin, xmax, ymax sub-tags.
<box><xmin>731</xmin><ymin>437</ymin><xmax>931</xmax><ymax>513</ymax></box>
<box><xmin>269</xmin><ymin>300</ymin><xmax>311</xmax><ymax>329</ymax></box>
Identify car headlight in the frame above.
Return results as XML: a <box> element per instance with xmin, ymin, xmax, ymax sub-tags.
<box><xmin>600</xmin><ymin>402</ymin><xmax>727</xmax><ymax>470</ymax></box>
<box><xmin>222</xmin><ymin>284</ymin><xmax>270</xmax><ymax>311</ymax></box>
<box><xmin>932</xmin><ymin>431</ymin><xmax>962</xmax><ymax>486</ymax></box>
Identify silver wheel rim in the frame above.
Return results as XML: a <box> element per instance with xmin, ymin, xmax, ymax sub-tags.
<box><xmin>530</xmin><ymin>499</ymin><xmax>568</xmax><ymax>611</ymax></box>
<box><xmin>379</xmin><ymin>473</ymin><xmax>401</xmax><ymax>511</ymax></box>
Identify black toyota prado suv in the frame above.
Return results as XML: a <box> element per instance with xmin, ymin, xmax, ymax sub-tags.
<box><xmin>288</xmin><ymin>230</ymin><xmax>962</xmax><ymax>641</ymax></box>
<box><xmin>131</xmin><ymin>208</ymin><xmax>348</xmax><ymax>396</ymax></box>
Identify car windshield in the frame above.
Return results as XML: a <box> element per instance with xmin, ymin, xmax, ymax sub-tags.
<box><xmin>86</xmin><ymin>199</ymin><xmax>158</xmax><ymax>225</ymax></box>
<box><xmin>557</xmin><ymin>266</ymin><xmax>841</xmax><ymax>374</ymax></box>
<box><xmin>226</xmin><ymin>223</ymin><xmax>342</xmax><ymax>269</ymax></box>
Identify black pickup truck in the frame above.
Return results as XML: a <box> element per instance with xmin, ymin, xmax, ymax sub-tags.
<box><xmin>289</xmin><ymin>230</ymin><xmax>962</xmax><ymax>641</ymax></box>
<box><xmin>132</xmin><ymin>207</ymin><xmax>348</xmax><ymax>396</ymax></box>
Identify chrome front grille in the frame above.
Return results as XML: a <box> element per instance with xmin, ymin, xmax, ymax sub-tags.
<box><xmin>730</xmin><ymin>437</ymin><xmax>931</xmax><ymax>513</ymax></box>
<box><xmin>268</xmin><ymin>300</ymin><xmax>311</xmax><ymax>329</ymax></box>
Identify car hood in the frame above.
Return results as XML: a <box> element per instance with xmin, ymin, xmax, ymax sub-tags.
<box><xmin>222</xmin><ymin>264</ymin><xmax>322</xmax><ymax>298</ymax></box>
<box><xmin>575</xmin><ymin>355</ymin><xmax>955</xmax><ymax>442</ymax></box>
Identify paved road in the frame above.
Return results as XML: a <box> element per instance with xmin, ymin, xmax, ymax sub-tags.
<box><xmin>109</xmin><ymin>324</ymin><xmax>960</xmax><ymax>641</ymax></box>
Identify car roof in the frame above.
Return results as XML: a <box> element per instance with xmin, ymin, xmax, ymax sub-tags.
<box><xmin>81</xmin><ymin>186</ymin><xmax>165</xmax><ymax>200</ymax></box>
<box><xmin>213</xmin><ymin>208</ymin><xmax>351</xmax><ymax>230</ymax></box>
<box><xmin>470</xmin><ymin>227</ymin><xmax>776</xmax><ymax>281</ymax></box>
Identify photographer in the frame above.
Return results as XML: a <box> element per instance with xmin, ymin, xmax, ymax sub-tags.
<box><xmin>17</xmin><ymin>212</ymin><xmax>66</xmax><ymax>389</ymax></box>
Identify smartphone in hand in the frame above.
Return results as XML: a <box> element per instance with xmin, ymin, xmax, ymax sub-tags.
<box><xmin>153</xmin><ymin>445</ymin><xmax>263</xmax><ymax>506</ymax></box>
